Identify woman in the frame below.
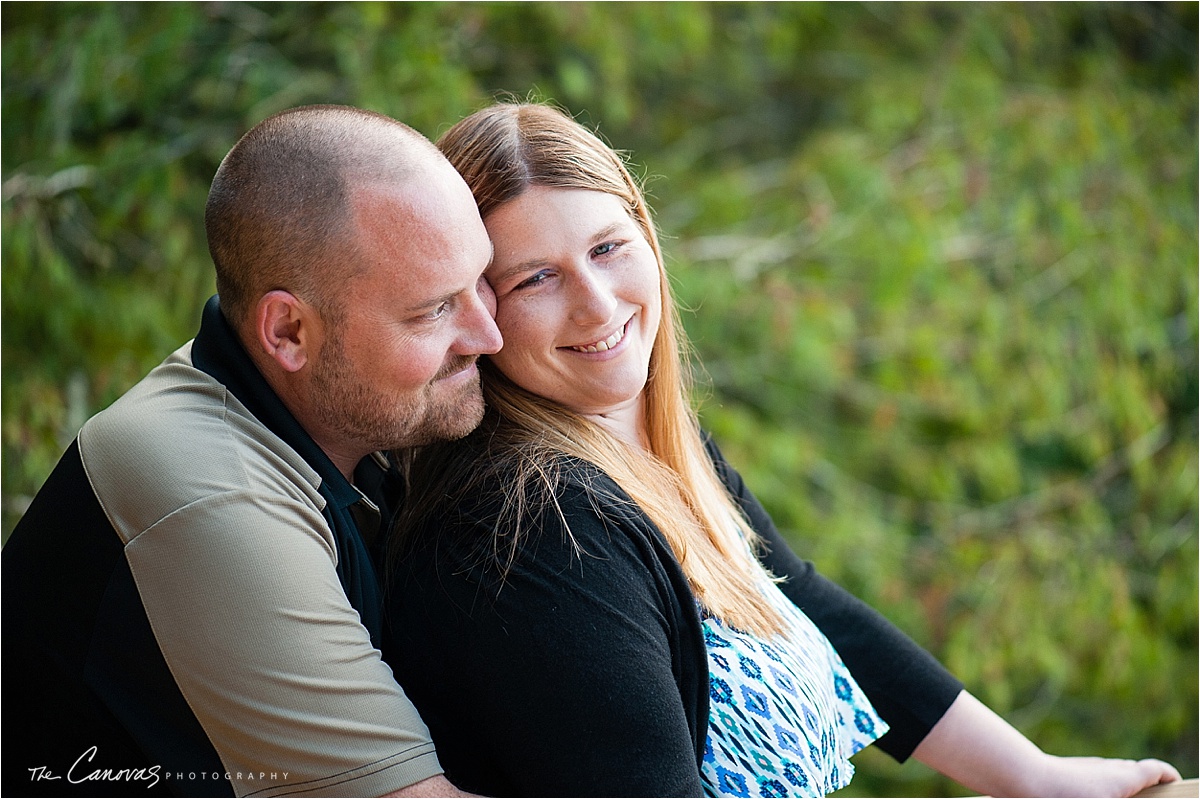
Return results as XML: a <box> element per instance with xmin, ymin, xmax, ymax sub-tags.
<box><xmin>383</xmin><ymin>103</ymin><xmax>1180</xmax><ymax>798</ymax></box>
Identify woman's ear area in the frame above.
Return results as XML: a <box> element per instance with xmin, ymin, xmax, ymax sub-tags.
<box><xmin>253</xmin><ymin>289</ymin><xmax>314</xmax><ymax>373</ymax></box>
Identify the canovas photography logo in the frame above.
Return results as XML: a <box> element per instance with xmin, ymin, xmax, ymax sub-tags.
<box><xmin>27</xmin><ymin>745</ymin><xmax>291</xmax><ymax>790</ymax></box>
<box><xmin>28</xmin><ymin>746</ymin><xmax>162</xmax><ymax>789</ymax></box>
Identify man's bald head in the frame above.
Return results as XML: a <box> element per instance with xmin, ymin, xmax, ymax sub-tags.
<box><xmin>205</xmin><ymin>105</ymin><xmax>444</xmax><ymax>329</ymax></box>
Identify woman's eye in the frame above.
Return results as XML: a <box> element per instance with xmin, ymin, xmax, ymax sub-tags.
<box><xmin>516</xmin><ymin>270</ymin><xmax>552</xmax><ymax>290</ymax></box>
<box><xmin>592</xmin><ymin>242</ymin><xmax>618</xmax><ymax>257</ymax></box>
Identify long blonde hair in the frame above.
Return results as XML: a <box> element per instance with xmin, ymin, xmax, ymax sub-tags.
<box><xmin>400</xmin><ymin>103</ymin><xmax>784</xmax><ymax>637</ymax></box>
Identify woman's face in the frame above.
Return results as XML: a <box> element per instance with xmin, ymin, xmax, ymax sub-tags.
<box><xmin>483</xmin><ymin>186</ymin><xmax>662</xmax><ymax>426</ymax></box>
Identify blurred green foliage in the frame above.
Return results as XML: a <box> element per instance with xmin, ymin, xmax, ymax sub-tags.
<box><xmin>2</xmin><ymin>3</ymin><xmax>1195</xmax><ymax>795</ymax></box>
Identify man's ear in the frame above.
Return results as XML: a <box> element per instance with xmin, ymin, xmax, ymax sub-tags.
<box><xmin>253</xmin><ymin>290</ymin><xmax>313</xmax><ymax>373</ymax></box>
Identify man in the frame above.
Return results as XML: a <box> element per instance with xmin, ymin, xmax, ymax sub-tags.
<box><xmin>2</xmin><ymin>105</ymin><xmax>501</xmax><ymax>797</ymax></box>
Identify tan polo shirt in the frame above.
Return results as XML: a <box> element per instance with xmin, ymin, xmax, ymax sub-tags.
<box><xmin>77</xmin><ymin>340</ymin><xmax>441</xmax><ymax>797</ymax></box>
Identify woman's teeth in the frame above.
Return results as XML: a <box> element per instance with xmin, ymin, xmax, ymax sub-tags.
<box><xmin>571</xmin><ymin>324</ymin><xmax>626</xmax><ymax>353</ymax></box>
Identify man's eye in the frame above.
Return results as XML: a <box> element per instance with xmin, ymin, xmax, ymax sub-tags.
<box><xmin>423</xmin><ymin>302</ymin><xmax>449</xmax><ymax>320</ymax></box>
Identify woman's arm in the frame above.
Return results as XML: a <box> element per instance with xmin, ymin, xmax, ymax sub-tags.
<box><xmin>384</xmin><ymin>474</ymin><xmax>705</xmax><ymax>798</ymax></box>
<box><xmin>914</xmin><ymin>690</ymin><xmax>1181</xmax><ymax>797</ymax></box>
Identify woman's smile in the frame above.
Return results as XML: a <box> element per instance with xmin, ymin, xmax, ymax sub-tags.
<box><xmin>566</xmin><ymin>320</ymin><xmax>630</xmax><ymax>354</ymax></box>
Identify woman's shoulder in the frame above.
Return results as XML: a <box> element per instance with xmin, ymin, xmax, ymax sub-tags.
<box><xmin>475</xmin><ymin>452</ymin><xmax>649</xmax><ymax>545</ymax></box>
<box><xmin>429</xmin><ymin>443</ymin><xmax>632</xmax><ymax>524</ymax></box>
<box><xmin>399</xmin><ymin>437</ymin><xmax>661</xmax><ymax>579</ymax></box>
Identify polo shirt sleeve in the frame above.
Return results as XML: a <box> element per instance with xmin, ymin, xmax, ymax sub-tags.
<box><xmin>79</xmin><ymin>378</ymin><xmax>442</xmax><ymax>798</ymax></box>
<box><xmin>705</xmin><ymin>435</ymin><xmax>964</xmax><ymax>762</ymax></box>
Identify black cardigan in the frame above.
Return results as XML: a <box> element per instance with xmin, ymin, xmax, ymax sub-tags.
<box><xmin>383</xmin><ymin>438</ymin><xmax>962</xmax><ymax>797</ymax></box>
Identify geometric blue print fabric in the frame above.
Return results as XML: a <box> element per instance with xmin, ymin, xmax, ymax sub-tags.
<box><xmin>699</xmin><ymin>580</ymin><xmax>888</xmax><ymax>797</ymax></box>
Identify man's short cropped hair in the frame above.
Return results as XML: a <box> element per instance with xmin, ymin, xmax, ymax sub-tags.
<box><xmin>205</xmin><ymin>105</ymin><xmax>441</xmax><ymax>329</ymax></box>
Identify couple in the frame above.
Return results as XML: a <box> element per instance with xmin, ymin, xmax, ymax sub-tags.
<box><xmin>1</xmin><ymin>103</ymin><xmax>1179</xmax><ymax>798</ymax></box>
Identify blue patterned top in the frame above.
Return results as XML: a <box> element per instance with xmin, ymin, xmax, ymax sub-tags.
<box><xmin>700</xmin><ymin>577</ymin><xmax>888</xmax><ymax>798</ymax></box>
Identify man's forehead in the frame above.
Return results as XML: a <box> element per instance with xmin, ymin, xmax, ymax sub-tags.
<box><xmin>348</xmin><ymin>162</ymin><xmax>472</xmax><ymax>218</ymax></box>
<box><xmin>341</xmin><ymin>175</ymin><xmax>490</xmax><ymax>308</ymax></box>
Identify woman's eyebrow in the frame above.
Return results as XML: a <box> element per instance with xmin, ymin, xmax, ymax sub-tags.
<box><xmin>490</xmin><ymin>258</ymin><xmax>549</xmax><ymax>288</ymax></box>
<box><xmin>589</xmin><ymin>222</ymin><xmax>625</xmax><ymax>245</ymax></box>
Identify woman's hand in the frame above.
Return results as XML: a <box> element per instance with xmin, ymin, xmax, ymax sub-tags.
<box><xmin>914</xmin><ymin>690</ymin><xmax>1182</xmax><ymax>797</ymax></box>
<box><xmin>1023</xmin><ymin>755</ymin><xmax>1181</xmax><ymax>798</ymax></box>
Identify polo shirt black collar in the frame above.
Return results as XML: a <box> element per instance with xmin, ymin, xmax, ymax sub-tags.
<box><xmin>189</xmin><ymin>294</ymin><xmax>394</xmax><ymax>645</ymax></box>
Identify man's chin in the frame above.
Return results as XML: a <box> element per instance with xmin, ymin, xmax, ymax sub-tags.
<box><xmin>440</xmin><ymin>394</ymin><xmax>486</xmax><ymax>441</ymax></box>
<box><xmin>399</xmin><ymin>391</ymin><xmax>485</xmax><ymax>449</ymax></box>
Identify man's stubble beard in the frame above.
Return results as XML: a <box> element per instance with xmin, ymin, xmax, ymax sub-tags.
<box><xmin>309</xmin><ymin>334</ymin><xmax>486</xmax><ymax>454</ymax></box>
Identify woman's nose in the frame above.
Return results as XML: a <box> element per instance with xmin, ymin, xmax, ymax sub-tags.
<box><xmin>455</xmin><ymin>278</ymin><xmax>503</xmax><ymax>355</ymax></box>
<box><xmin>568</xmin><ymin>268</ymin><xmax>618</xmax><ymax>326</ymax></box>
